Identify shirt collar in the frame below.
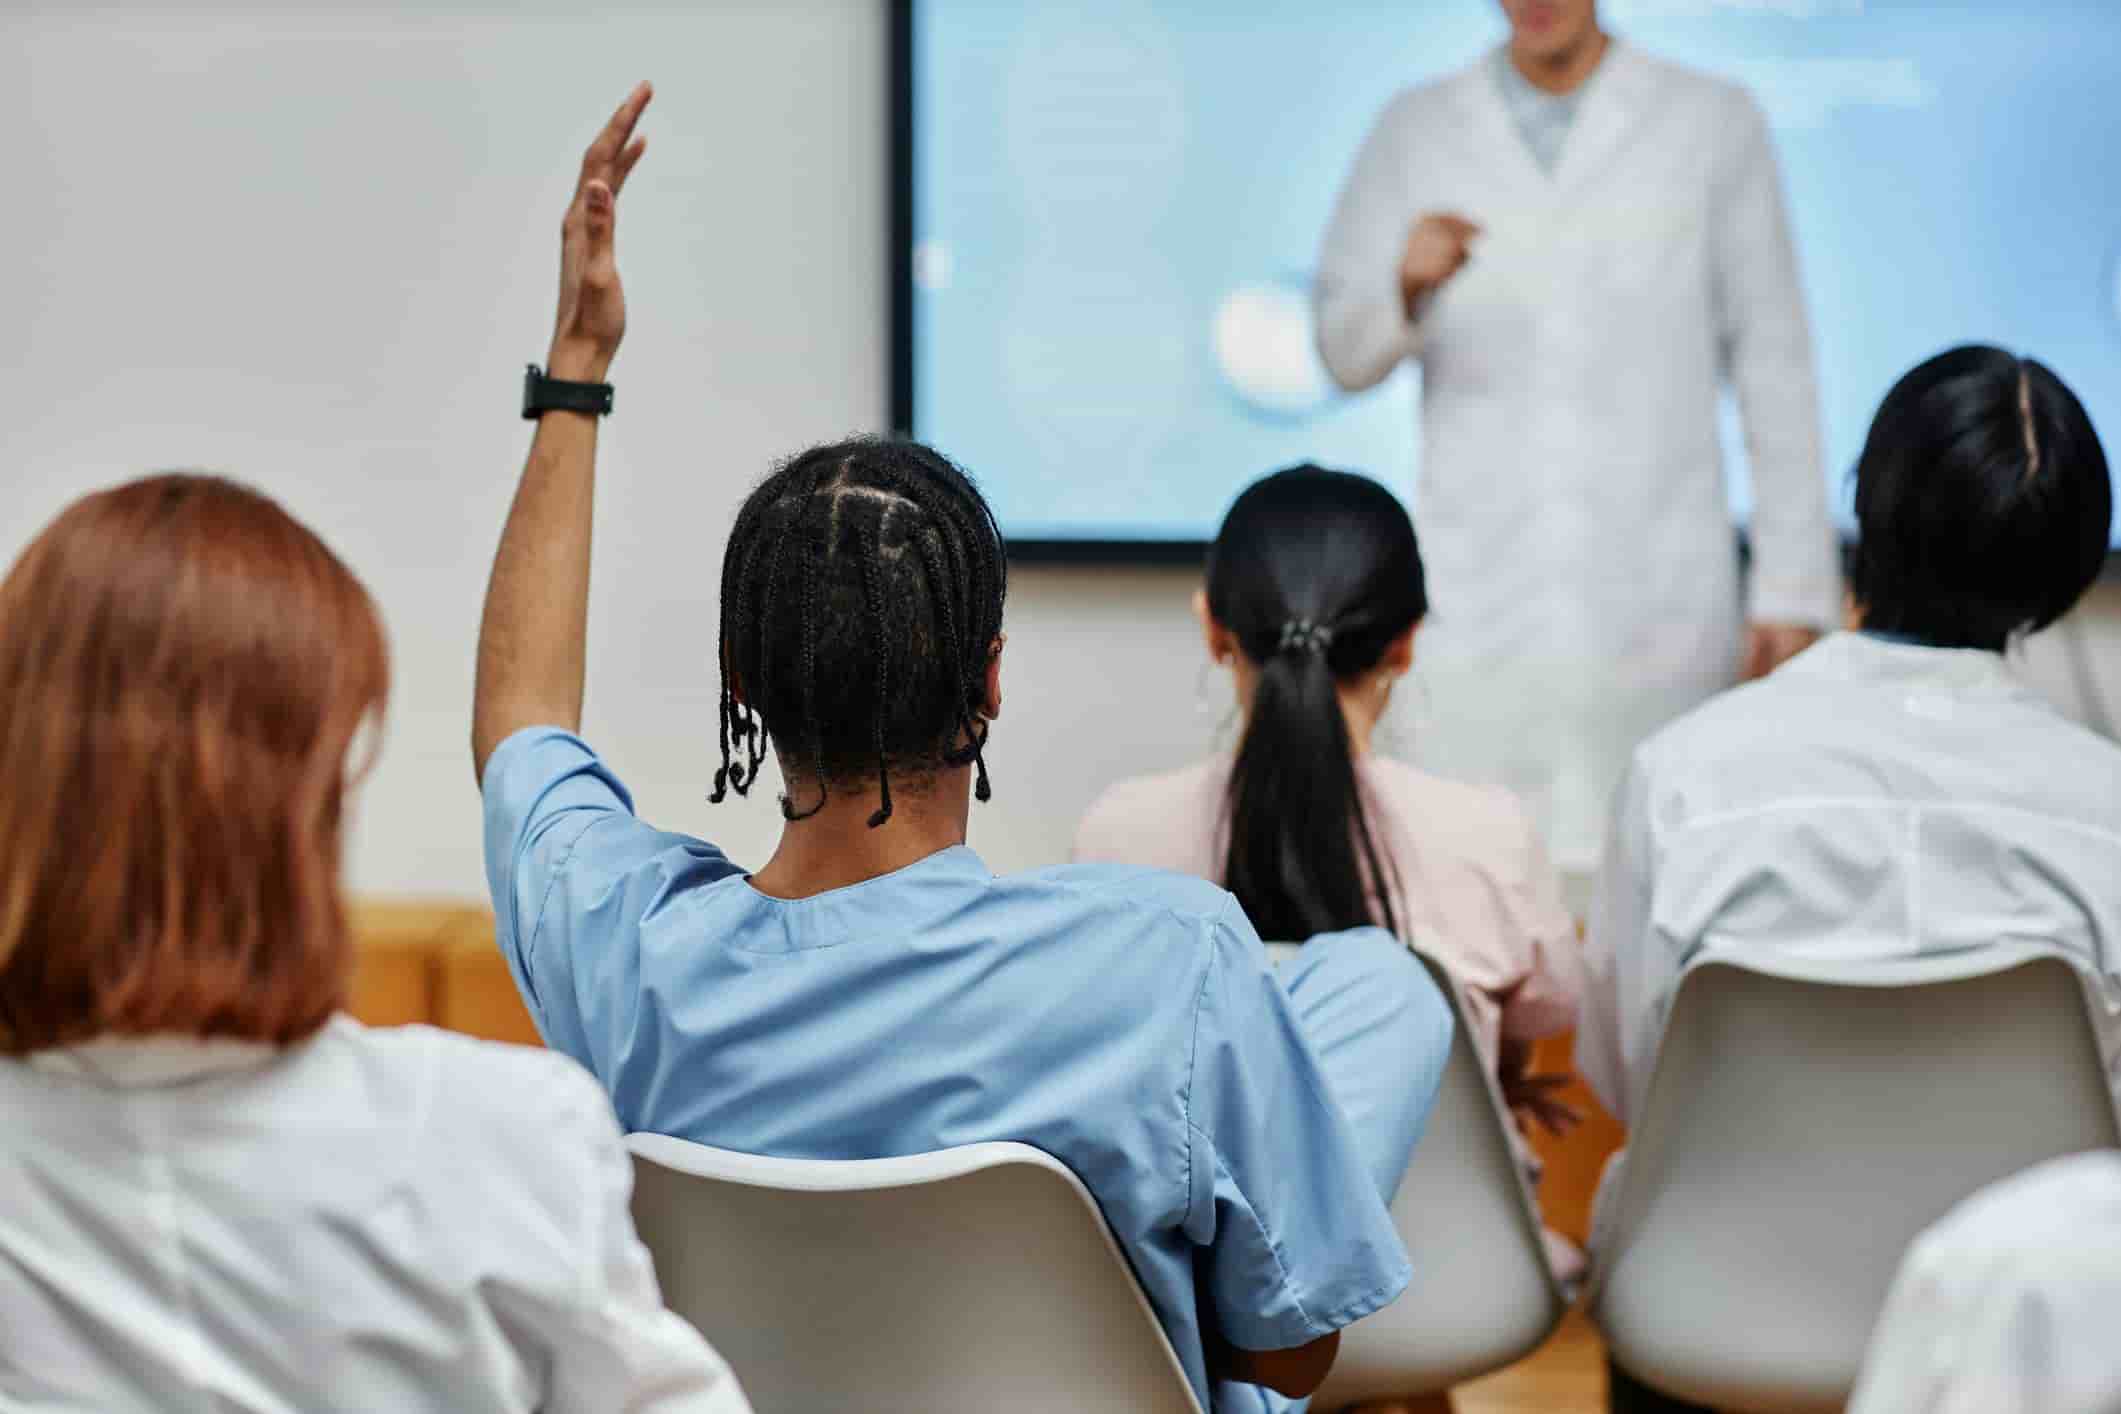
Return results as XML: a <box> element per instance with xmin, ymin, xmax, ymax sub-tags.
<box><xmin>1490</xmin><ymin>43</ymin><xmax>1590</xmax><ymax>117</ymax></box>
<box><xmin>1780</xmin><ymin>629</ymin><xmax>2028</xmax><ymax>700</ymax></box>
<box><xmin>26</xmin><ymin>1033</ymin><xmax>286</xmax><ymax>1088</ymax></box>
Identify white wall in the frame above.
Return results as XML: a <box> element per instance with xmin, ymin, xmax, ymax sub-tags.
<box><xmin>7</xmin><ymin>1</ymin><xmax>2119</xmax><ymax>904</ymax></box>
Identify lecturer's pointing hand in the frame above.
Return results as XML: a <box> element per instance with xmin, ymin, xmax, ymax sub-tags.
<box><xmin>550</xmin><ymin>82</ymin><xmax>652</xmax><ymax>382</ymax></box>
<box><xmin>1399</xmin><ymin>212</ymin><xmax>1481</xmax><ymax>319</ymax></box>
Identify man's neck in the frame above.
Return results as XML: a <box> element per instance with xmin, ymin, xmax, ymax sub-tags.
<box><xmin>1509</xmin><ymin>27</ymin><xmax>1610</xmax><ymax>96</ymax></box>
<box><xmin>747</xmin><ymin>771</ymin><xmax>973</xmax><ymax>900</ymax></box>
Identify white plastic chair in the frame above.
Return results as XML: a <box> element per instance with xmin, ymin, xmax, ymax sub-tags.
<box><xmin>626</xmin><ymin>1135</ymin><xmax>1204</xmax><ymax>1414</ymax></box>
<box><xmin>1264</xmin><ymin>941</ymin><xmax>1568</xmax><ymax>1408</ymax></box>
<box><xmin>1588</xmin><ymin>948</ymin><xmax>2121</xmax><ymax>1413</ymax></box>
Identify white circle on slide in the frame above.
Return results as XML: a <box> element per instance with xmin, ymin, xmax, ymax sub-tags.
<box><xmin>1212</xmin><ymin>279</ymin><xmax>1333</xmax><ymax>419</ymax></box>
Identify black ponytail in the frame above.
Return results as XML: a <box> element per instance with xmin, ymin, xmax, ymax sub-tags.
<box><xmin>1207</xmin><ymin>466</ymin><xmax>1426</xmax><ymax>942</ymax></box>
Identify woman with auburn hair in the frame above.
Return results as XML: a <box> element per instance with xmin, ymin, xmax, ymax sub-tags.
<box><xmin>0</xmin><ymin>474</ymin><xmax>749</xmax><ymax>1413</ymax></box>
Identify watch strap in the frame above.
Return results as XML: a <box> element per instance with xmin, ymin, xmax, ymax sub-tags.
<box><xmin>522</xmin><ymin>363</ymin><xmax>614</xmax><ymax>419</ymax></box>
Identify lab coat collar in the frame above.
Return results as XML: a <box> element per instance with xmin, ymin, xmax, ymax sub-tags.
<box><xmin>26</xmin><ymin>1032</ymin><xmax>289</xmax><ymax>1088</ymax></box>
<box><xmin>1469</xmin><ymin>39</ymin><xmax>1654</xmax><ymax>199</ymax></box>
<box><xmin>1777</xmin><ymin>629</ymin><xmax>2030</xmax><ymax>702</ymax></box>
<box><xmin>1550</xmin><ymin>39</ymin><xmax>1655</xmax><ymax>196</ymax></box>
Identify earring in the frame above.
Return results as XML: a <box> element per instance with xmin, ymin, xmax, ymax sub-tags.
<box><xmin>1193</xmin><ymin>657</ymin><xmax>1220</xmax><ymax>720</ymax></box>
<box><xmin>1195</xmin><ymin>656</ymin><xmax>1240</xmax><ymax>744</ymax></box>
<box><xmin>1374</xmin><ymin>668</ymin><xmax>1430</xmax><ymax>754</ymax></box>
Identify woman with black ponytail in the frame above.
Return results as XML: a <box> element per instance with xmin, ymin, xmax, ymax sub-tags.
<box><xmin>1075</xmin><ymin>466</ymin><xmax>1589</xmax><ymax>1271</ymax></box>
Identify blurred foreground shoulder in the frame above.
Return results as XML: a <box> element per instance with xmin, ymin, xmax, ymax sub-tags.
<box><xmin>1070</xmin><ymin>757</ymin><xmax>1223</xmax><ymax>866</ymax></box>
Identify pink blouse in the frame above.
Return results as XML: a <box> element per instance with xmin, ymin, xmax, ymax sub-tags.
<box><xmin>1071</xmin><ymin>754</ymin><xmax>1585</xmax><ymax>1068</ymax></box>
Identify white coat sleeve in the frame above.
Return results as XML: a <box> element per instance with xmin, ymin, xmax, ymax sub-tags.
<box><xmin>1579</xmin><ymin>748</ymin><xmax>1656</xmax><ymax>1126</ymax></box>
<box><xmin>1711</xmin><ymin>92</ymin><xmax>1841</xmax><ymax>629</ymax></box>
<box><xmin>545</xmin><ymin>1080</ymin><xmax>757</xmax><ymax>1414</ymax></box>
<box><xmin>1315</xmin><ymin>94</ymin><xmax>1422</xmax><ymax>392</ymax></box>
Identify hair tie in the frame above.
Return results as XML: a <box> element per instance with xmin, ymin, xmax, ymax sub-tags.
<box><xmin>1276</xmin><ymin>619</ymin><xmax>1334</xmax><ymax>657</ymax></box>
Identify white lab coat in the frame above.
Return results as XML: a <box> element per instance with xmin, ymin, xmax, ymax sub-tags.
<box><xmin>0</xmin><ymin>1017</ymin><xmax>752</xmax><ymax>1414</ymax></box>
<box><xmin>1580</xmin><ymin>632</ymin><xmax>2121</xmax><ymax>1128</ymax></box>
<box><xmin>1849</xmin><ymin>1150</ymin><xmax>2121</xmax><ymax>1414</ymax></box>
<box><xmin>1316</xmin><ymin>42</ymin><xmax>1841</xmax><ymax>871</ymax></box>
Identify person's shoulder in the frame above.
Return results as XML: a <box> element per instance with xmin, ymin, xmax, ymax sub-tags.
<box><xmin>2030</xmin><ymin>699</ymin><xmax>2121</xmax><ymax>770</ymax></box>
<box><xmin>327</xmin><ymin>1018</ymin><xmax>614</xmax><ymax>1151</ymax></box>
<box><xmin>1020</xmin><ymin>857</ymin><xmax>1241</xmax><ymax>929</ymax></box>
<box><xmin>1379</xmin><ymin>58</ymin><xmax>1485</xmax><ymax>123</ymax></box>
<box><xmin>1072</xmin><ymin>758</ymin><xmax>1221</xmax><ymax>861</ymax></box>
<box><xmin>1625</xmin><ymin>43</ymin><xmax>1770</xmax><ymax>138</ymax></box>
<box><xmin>1366</xmin><ymin>757</ymin><xmax>1550</xmax><ymax>886</ymax></box>
<box><xmin>1630</xmin><ymin>661</ymin><xmax>1809</xmax><ymax>777</ymax></box>
<box><xmin>2021</xmin><ymin>702</ymin><xmax>2121</xmax><ymax>821</ymax></box>
<box><xmin>1626</xmin><ymin>42</ymin><xmax>1754</xmax><ymax>106</ymax></box>
<box><xmin>1366</xmin><ymin>756</ymin><xmax>1527</xmax><ymax>834</ymax></box>
<box><xmin>1904</xmin><ymin>1151</ymin><xmax>2121</xmax><ymax>1282</ymax></box>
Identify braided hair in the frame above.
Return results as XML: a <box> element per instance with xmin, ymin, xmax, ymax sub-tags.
<box><xmin>713</xmin><ymin>437</ymin><xmax>1006</xmax><ymax>826</ymax></box>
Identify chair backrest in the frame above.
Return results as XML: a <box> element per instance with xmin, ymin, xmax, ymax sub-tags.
<box><xmin>627</xmin><ymin>1135</ymin><xmax>1203</xmax><ymax>1414</ymax></box>
<box><xmin>1590</xmin><ymin>950</ymin><xmax>2121</xmax><ymax>1414</ymax></box>
<box><xmin>1265</xmin><ymin>941</ymin><xmax>1567</xmax><ymax>1405</ymax></box>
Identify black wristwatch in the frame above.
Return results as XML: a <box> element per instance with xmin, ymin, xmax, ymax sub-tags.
<box><xmin>521</xmin><ymin>363</ymin><xmax>614</xmax><ymax>420</ymax></box>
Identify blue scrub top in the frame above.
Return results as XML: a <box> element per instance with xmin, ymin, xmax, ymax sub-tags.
<box><xmin>482</xmin><ymin>728</ymin><xmax>1412</xmax><ymax>1407</ymax></box>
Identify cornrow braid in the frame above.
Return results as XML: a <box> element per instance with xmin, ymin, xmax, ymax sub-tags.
<box><xmin>856</xmin><ymin>508</ymin><xmax>895</xmax><ymax>827</ymax></box>
<box><xmin>756</xmin><ymin>453</ymin><xmax>830</xmax><ymax>811</ymax></box>
<box><xmin>784</xmin><ymin>487</ymin><xmax>828</xmax><ymax>822</ymax></box>
<box><xmin>853</xmin><ymin>452</ymin><xmax>994</xmax><ymax>795</ymax></box>
<box><xmin>713</xmin><ymin>437</ymin><xmax>1007</xmax><ymax>828</ymax></box>
<box><xmin>711</xmin><ymin>492</ymin><xmax>772</xmax><ymax>801</ymax></box>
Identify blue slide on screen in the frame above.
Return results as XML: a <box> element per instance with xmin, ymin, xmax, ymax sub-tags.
<box><xmin>906</xmin><ymin>0</ymin><xmax>2121</xmax><ymax>549</ymax></box>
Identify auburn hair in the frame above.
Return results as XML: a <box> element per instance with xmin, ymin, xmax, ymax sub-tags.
<box><xmin>0</xmin><ymin>474</ymin><xmax>388</xmax><ymax>1054</ymax></box>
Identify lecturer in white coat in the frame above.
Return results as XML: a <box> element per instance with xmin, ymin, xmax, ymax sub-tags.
<box><xmin>1315</xmin><ymin>0</ymin><xmax>1841</xmax><ymax>871</ymax></box>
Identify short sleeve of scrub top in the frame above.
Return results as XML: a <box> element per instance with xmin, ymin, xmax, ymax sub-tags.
<box><xmin>1186</xmin><ymin>906</ymin><xmax>1415</xmax><ymax>1354</ymax></box>
<box><xmin>480</xmin><ymin>726</ymin><xmax>744</xmax><ymax>1070</ymax></box>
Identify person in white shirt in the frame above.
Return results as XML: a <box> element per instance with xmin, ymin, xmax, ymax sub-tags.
<box><xmin>0</xmin><ymin>473</ymin><xmax>749</xmax><ymax>1414</ymax></box>
<box><xmin>1315</xmin><ymin>0</ymin><xmax>1841</xmax><ymax>874</ymax></box>
<box><xmin>1581</xmin><ymin>344</ymin><xmax>2121</xmax><ymax>1133</ymax></box>
<box><xmin>1849</xmin><ymin>1150</ymin><xmax>2121</xmax><ymax>1414</ymax></box>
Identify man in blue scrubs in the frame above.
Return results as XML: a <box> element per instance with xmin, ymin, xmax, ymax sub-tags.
<box><xmin>475</xmin><ymin>86</ymin><xmax>1453</xmax><ymax>1412</ymax></box>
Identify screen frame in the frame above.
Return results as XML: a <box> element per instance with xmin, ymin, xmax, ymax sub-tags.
<box><xmin>889</xmin><ymin>0</ymin><xmax>1207</xmax><ymax>564</ymax></box>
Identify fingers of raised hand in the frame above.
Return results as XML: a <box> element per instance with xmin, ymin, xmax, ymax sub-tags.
<box><xmin>581</xmin><ymin>81</ymin><xmax>653</xmax><ymax>183</ymax></box>
<box><xmin>613</xmin><ymin>135</ymin><xmax>648</xmax><ymax>194</ymax></box>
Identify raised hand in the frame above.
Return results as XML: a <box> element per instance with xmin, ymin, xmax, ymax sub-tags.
<box><xmin>549</xmin><ymin>82</ymin><xmax>652</xmax><ymax>382</ymax></box>
<box><xmin>1398</xmin><ymin>211</ymin><xmax>1481</xmax><ymax>318</ymax></box>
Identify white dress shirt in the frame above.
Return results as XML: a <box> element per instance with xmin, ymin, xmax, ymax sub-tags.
<box><xmin>1849</xmin><ymin>1149</ymin><xmax>2121</xmax><ymax>1414</ymax></box>
<box><xmin>0</xmin><ymin>1015</ymin><xmax>751</xmax><ymax>1414</ymax></box>
<box><xmin>1582</xmin><ymin>632</ymin><xmax>2121</xmax><ymax>1125</ymax></box>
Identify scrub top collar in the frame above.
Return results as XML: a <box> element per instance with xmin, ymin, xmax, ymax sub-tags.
<box><xmin>741</xmin><ymin>842</ymin><xmax>991</xmax><ymax>905</ymax></box>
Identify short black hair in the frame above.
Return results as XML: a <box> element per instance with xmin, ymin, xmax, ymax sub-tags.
<box><xmin>713</xmin><ymin>437</ymin><xmax>1006</xmax><ymax>826</ymax></box>
<box><xmin>1851</xmin><ymin>345</ymin><xmax>2110</xmax><ymax>651</ymax></box>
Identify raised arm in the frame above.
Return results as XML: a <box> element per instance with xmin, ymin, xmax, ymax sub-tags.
<box><xmin>472</xmin><ymin>83</ymin><xmax>652</xmax><ymax>781</ymax></box>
